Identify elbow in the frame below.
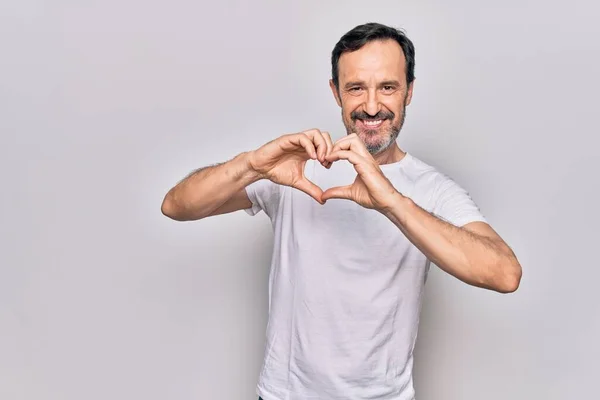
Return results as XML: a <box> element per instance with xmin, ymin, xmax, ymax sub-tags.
<box><xmin>161</xmin><ymin>192</ymin><xmax>205</xmax><ymax>221</ymax></box>
<box><xmin>495</xmin><ymin>260</ymin><xmax>522</xmax><ymax>294</ymax></box>
<box><xmin>161</xmin><ymin>193</ymin><xmax>184</xmax><ymax>221</ymax></box>
<box><xmin>161</xmin><ymin>195</ymin><xmax>175</xmax><ymax>219</ymax></box>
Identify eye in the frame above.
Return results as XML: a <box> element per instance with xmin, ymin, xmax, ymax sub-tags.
<box><xmin>349</xmin><ymin>87</ymin><xmax>362</xmax><ymax>92</ymax></box>
<box><xmin>382</xmin><ymin>85</ymin><xmax>395</xmax><ymax>92</ymax></box>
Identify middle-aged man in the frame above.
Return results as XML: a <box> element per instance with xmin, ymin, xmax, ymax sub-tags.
<box><xmin>162</xmin><ymin>22</ymin><xmax>522</xmax><ymax>400</ymax></box>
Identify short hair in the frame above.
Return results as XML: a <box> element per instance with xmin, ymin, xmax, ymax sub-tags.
<box><xmin>331</xmin><ymin>22</ymin><xmax>416</xmax><ymax>89</ymax></box>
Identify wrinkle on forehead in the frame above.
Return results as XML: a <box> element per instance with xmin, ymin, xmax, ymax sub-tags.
<box><xmin>338</xmin><ymin>39</ymin><xmax>407</xmax><ymax>87</ymax></box>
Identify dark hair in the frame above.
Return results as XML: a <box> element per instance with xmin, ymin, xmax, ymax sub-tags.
<box><xmin>331</xmin><ymin>22</ymin><xmax>416</xmax><ymax>89</ymax></box>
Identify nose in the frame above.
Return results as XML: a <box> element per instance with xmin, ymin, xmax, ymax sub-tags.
<box><xmin>363</xmin><ymin>88</ymin><xmax>381</xmax><ymax>116</ymax></box>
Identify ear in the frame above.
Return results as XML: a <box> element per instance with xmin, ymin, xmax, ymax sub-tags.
<box><xmin>329</xmin><ymin>79</ymin><xmax>342</xmax><ymax>107</ymax></box>
<box><xmin>405</xmin><ymin>80</ymin><xmax>415</xmax><ymax>106</ymax></box>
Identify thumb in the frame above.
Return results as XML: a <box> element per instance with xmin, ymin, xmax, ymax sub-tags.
<box><xmin>321</xmin><ymin>185</ymin><xmax>353</xmax><ymax>202</ymax></box>
<box><xmin>294</xmin><ymin>177</ymin><xmax>324</xmax><ymax>204</ymax></box>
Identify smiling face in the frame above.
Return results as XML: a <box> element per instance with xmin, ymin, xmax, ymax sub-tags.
<box><xmin>330</xmin><ymin>39</ymin><xmax>414</xmax><ymax>156</ymax></box>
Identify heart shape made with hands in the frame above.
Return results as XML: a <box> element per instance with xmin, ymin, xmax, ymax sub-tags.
<box><xmin>295</xmin><ymin>159</ymin><xmax>341</xmax><ymax>205</ymax></box>
<box><xmin>291</xmin><ymin>132</ymin><xmax>393</xmax><ymax>210</ymax></box>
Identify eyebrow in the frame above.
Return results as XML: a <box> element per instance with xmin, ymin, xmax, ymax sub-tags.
<box><xmin>344</xmin><ymin>81</ymin><xmax>364</xmax><ymax>89</ymax></box>
<box><xmin>343</xmin><ymin>80</ymin><xmax>402</xmax><ymax>89</ymax></box>
<box><xmin>379</xmin><ymin>80</ymin><xmax>401</xmax><ymax>87</ymax></box>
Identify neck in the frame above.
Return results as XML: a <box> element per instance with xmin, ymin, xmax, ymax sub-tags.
<box><xmin>373</xmin><ymin>142</ymin><xmax>405</xmax><ymax>165</ymax></box>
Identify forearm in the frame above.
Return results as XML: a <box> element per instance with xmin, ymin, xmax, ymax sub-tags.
<box><xmin>161</xmin><ymin>151</ymin><xmax>260</xmax><ymax>221</ymax></box>
<box><xmin>382</xmin><ymin>193</ymin><xmax>519</xmax><ymax>293</ymax></box>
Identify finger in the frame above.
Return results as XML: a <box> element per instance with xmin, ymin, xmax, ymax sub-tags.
<box><xmin>332</xmin><ymin>133</ymin><xmax>370</xmax><ymax>157</ymax></box>
<box><xmin>288</xmin><ymin>134</ymin><xmax>317</xmax><ymax>159</ymax></box>
<box><xmin>294</xmin><ymin>177</ymin><xmax>324</xmax><ymax>204</ymax></box>
<box><xmin>303</xmin><ymin>129</ymin><xmax>328</xmax><ymax>163</ymax></box>
<box><xmin>332</xmin><ymin>134</ymin><xmax>353</xmax><ymax>147</ymax></box>
<box><xmin>325</xmin><ymin>149</ymin><xmax>367</xmax><ymax>166</ymax></box>
<box><xmin>321</xmin><ymin>131</ymin><xmax>334</xmax><ymax>168</ymax></box>
<box><xmin>321</xmin><ymin>184</ymin><xmax>353</xmax><ymax>202</ymax></box>
<box><xmin>331</xmin><ymin>137</ymin><xmax>349</xmax><ymax>154</ymax></box>
<box><xmin>331</xmin><ymin>132</ymin><xmax>358</xmax><ymax>146</ymax></box>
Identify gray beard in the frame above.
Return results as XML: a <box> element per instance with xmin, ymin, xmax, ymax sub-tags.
<box><xmin>344</xmin><ymin>106</ymin><xmax>406</xmax><ymax>155</ymax></box>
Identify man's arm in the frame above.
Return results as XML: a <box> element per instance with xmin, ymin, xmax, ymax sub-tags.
<box><xmin>382</xmin><ymin>196</ymin><xmax>522</xmax><ymax>293</ymax></box>
<box><xmin>321</xmin><ymin>134</ymin><xmax>522</xmax><ymax>294</ymax></box>
<box><xmin>161</xmin><ymin>129</ymin><xmax>333</xmax><ymax>221</ymax></box>
<box><xmin>161</xmin><ymin>152</ymin><xmax>259</xmax><ymax>221</ymax></box>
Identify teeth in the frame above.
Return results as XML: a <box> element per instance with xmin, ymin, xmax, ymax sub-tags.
<box><xmin>364</xmin><ymin>120</ymin><xmax>382</xmax><ymax>126</ymax></box>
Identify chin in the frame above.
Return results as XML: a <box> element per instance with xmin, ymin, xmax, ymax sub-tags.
<box><xmin>359</xmin><ymin>132</ymin><xmax>395</xmax><ymax>155</ymax></box>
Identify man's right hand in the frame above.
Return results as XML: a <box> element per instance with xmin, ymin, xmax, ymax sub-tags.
<box><xmin>248</xmin><ymin>129</ymin><xmax>334</xmax><ymax>204</ymax></box>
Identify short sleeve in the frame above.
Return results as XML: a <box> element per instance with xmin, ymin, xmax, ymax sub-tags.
<box><xmin>244</xmin><ymin>178</ymin><xmax>282</xmax><ymax>218</ymax></box>
<box><xmin>431</xmin><ymin>176</ymin><xmax>488</xmax><ymax>227</ymax></box>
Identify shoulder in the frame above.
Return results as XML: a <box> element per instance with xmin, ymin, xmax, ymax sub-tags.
<box><xmin>396</xmin><ymin>153</ymin><xmax>478</xmax><ymax>214</ymax></box>
<box><xmin>400</xmin><ymin>153</ymin><xmax>454</xmax><ymax>191</ymax></box>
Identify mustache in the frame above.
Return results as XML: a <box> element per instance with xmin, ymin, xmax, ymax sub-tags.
<box><xmin>351</xmin><ymin>110</ymin><xmax>395</xmax><ymax>121</ymax></box>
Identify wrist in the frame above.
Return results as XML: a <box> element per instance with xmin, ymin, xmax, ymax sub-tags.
<box><xmin>379</xmin><ymin>191</ymin><xmax>411</xmax><ymax>223</ymax></box>
<box><xmin>239</xmin><ymin>151</ymin><xmax>265</xmax><ymax>182</ymax></box>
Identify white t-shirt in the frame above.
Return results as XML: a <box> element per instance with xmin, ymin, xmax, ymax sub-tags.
<box><xmin>245</xmin><ymin>152</ymin><xmax>487</xmax><ymax>400</ymax></box>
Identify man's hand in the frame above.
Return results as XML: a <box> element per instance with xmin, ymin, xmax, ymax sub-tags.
<box><xmin>321</xmin><ymin>133</ymin><xmax>400</xmax><ymax>211</ymax></box>
<box><xmin>249</xmin><ymin>129</ymin><xmax>334</xmax><ymax>204</ymax></box>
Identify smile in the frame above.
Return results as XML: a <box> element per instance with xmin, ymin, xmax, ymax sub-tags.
<box><xmin>359</xmin><ymin>119</ymin><xmax>385</xmax><ymax>128</ymax></box>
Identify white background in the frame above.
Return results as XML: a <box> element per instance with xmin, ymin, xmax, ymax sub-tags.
<box><xmin>1</xmin><ymin>0</ymin><xmax>598</xmax><ymax>399</ymax></box>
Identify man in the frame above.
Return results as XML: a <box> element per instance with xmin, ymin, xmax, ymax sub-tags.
<box><xmin>162</xmin><ymin>22</ymin><xmax>522</xmax><ymax>400</ymax></box>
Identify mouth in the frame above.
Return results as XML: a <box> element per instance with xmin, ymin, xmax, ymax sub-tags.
<box><xmin>357</xmin><ymin>119</ymin><xmax>386</xmax><ymax>129</ymax></box>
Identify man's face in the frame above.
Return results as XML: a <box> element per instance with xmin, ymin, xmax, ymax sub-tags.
<box><xmin>330</xmin><ymin>39</ymin><xmax>414</xmax><ymax>155</ymax></box>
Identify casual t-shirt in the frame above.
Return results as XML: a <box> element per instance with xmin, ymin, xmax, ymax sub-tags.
<box><xmin>245</xmin><ymin>152</ymin><xmax>487</xmax><ymax>400</ymax></box>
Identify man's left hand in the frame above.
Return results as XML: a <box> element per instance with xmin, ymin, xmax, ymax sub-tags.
<box><xmin>321</xmin><ymin>133</ymin><xmax>402</xmax><ymax>211</ymax></box>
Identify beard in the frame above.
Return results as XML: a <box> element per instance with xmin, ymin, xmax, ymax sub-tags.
<box><xmin>343</xmin><ymin>104</ymin><xmax>407</xmax><ymax>155</ymax></box>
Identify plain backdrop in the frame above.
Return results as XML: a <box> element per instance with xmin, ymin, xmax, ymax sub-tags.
<box><xmin>1</xmin><ymin>0</ymin><xmax>599</xmax><ymax>399</ymax></box>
